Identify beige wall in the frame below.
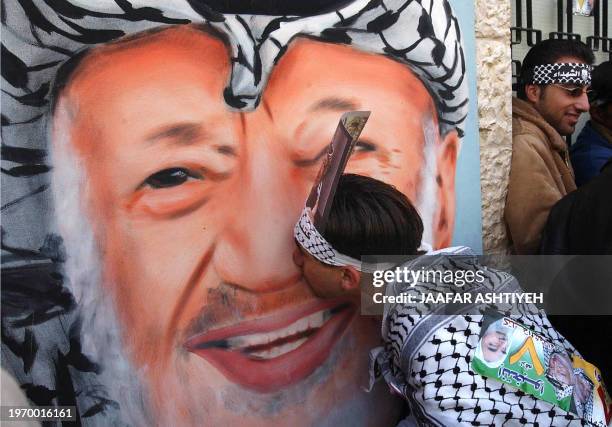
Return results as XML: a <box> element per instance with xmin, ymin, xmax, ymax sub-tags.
<box><xmin>476</xmin><ymin>0</ymin><xmax>513</xmax><ymax>253</ymax></box>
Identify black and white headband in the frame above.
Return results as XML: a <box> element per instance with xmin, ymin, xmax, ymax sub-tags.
<box><xmin>293</xmin><ymin>207</ymin><xmax>432</xmax><ymax>271</ymax></box>
<box><xmin>529</xmin><ymin>63</ymin><xmax>592</xmax><ymax>86</ymax></box>
<box><xmin>294</xmin><ymin>207</ymin><xmax>369</xmax><ymax>271</ymax></box>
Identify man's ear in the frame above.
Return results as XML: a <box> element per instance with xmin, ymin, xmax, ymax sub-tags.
<box><xmin>433</xmin><ymin>130</ymin><xmax>458</xmax><ymax>249</ymax></box>
<box><xmin>340</xmin><ymin>266</ymin><xmax>361</xmax><ymax>292</ymax></box>
<box><xmin>525</xmin><ymin>84</ymin><xmax>542</xmax><ymax>104</ymax></box>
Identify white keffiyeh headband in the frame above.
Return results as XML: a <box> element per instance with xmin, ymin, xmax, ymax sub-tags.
<box><xmin>294</xmin><ymin>207</ymin><xmax>432</xmax><ymax>271</ymax></box>
<box><xmin>528</xmin><ymin>63</ymin><xmax>592</xmax><ymax>86</ymax></box>
<box><xmin>294</xmin><ymin>207</ymin><xmax>366</xmax><ymax>270</ymax></box>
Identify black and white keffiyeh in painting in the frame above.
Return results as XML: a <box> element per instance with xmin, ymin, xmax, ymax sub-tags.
<box><xmin>3</xmin><ymin>0</ymin><xmax>469</xmax><ymax>246</ymax></box>
<box><xmin>3</xmin><ymin>0</ymin><xmax>468</xmax><ymax>131</ymax></box>
<box><xmin>3</xmin><ymin>0</ymin><xmax>473</xmax><ymax>426</ymax></box>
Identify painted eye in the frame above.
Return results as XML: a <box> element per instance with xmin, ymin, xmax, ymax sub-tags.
<box><xmin>144</xmin><ymin>168</ymin><xmax>201</xmax><ymax>188</ymax></box>
<box><xmin>354</xmin><ymin>140</ymin><xmax>377</xmax><ymax>152</ymax></box>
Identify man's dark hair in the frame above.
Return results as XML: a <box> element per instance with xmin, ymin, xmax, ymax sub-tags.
<box><xmin>323</xmin><ymin>174</ymin><xmax>423</xmax><ymax>259</ymax></box>
<box><xmin>590</xmin><ymin>61</ymin><xmax>612</xmax><ymax>107</ymax></box>
<box><xmin>517</xmin><ymin>39</ymin><xmax>595</xmax><ymax>100</ymax></box>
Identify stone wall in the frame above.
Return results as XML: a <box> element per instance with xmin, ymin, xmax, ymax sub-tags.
<box><xmin>475</xmin><ymin>0</ymin><xmax>513</xmax><ymax>253</ymax></box>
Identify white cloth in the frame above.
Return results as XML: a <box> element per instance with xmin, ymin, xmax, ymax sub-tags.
<box><xmin>369</xmin><ymin>246</ymin><xmax>596</xmax><ymax>426</ymax></box>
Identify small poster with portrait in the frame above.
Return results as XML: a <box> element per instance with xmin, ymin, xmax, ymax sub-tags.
<box><xmin>305</xmin><ymin>111</ymin><xmax>370</xmax><ymax>232</ymax></box>
<box><xmin>472</xmin><ymin>313</ymin><xmax>611</xmax><ymax>426</ymax></box>
<box><xmin>573</xmin><ymin>0</ymin><xmax>596</xmax><ymax>16</ymax></box>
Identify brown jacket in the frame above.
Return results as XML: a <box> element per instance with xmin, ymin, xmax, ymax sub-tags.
<box><xmin>505</xmin><ymin>98</ymin><xmax>577</xmax><ymax>254</ymax></box>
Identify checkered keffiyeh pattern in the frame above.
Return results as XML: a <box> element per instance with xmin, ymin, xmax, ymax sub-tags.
<box><xmin>293</xmin><ymin>207</ymin><xmax>407</xmax><ymax>272</ymax></box>
<box><xmin>2</xmin><ymin>0</ymin><xmax>468</xmax><ymax>135</ymax></box>
<box><xmin>369</xmin><ymin>247</ymin><xmax>600</xmax><ymax>426</ymax></box>
<box><xmin>531</xmin><ymin>63</ymin><xmax>592</xmax><ymax>86</ymax></box>
<box><xmin>294</xmin><ymin>208</ymin><xmax>345</xmax><ymax>266</ymax></box>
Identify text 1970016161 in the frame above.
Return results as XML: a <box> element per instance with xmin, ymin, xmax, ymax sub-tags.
<box><xmin>1</xmin><ymin>406</ymin><xmax>76</xmax><ymax>421</ymax></box>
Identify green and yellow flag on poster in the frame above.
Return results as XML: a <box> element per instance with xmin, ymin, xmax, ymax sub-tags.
<box><xmin>472</xmin><ymin>313</ymin><xmax>611</xmax><ymax>426</ymax></box>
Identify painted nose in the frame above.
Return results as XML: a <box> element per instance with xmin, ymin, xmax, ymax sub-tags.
<box><xmin>213</xmin><ymin>130</ymin><xmax>307</xmax><ymax>292</ymax></box>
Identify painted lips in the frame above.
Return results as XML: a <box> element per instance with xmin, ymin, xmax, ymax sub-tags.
<box><xmin>184</xmin><ymin>299</ymin><xmax>356</xmax><ymax>393</ymax></box>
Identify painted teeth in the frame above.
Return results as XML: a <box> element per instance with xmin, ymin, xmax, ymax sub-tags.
<box><xmin>226</xmin><ymin>309</ymin><xmax>332</xmax><ymax>355</ymax></box>
<box><xmin>249</xmin><ymin>337</ymin><xmax>309</xmax><ymax>359</ymax></box>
